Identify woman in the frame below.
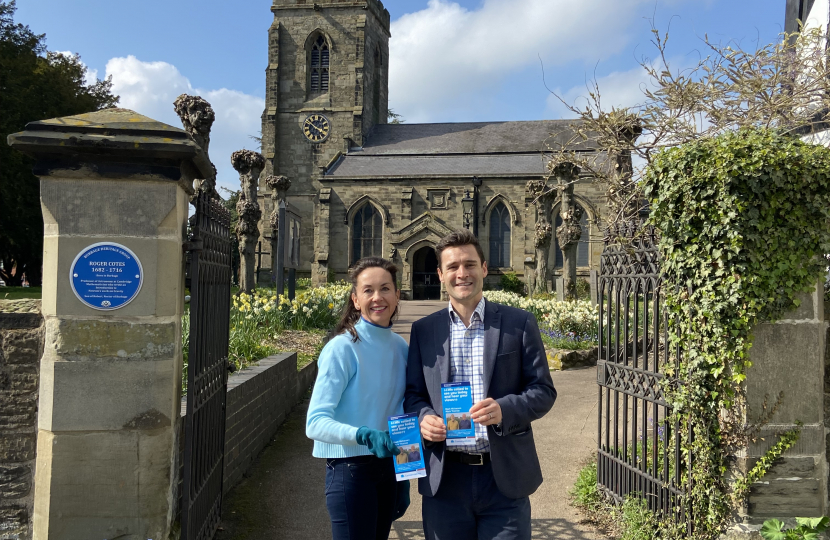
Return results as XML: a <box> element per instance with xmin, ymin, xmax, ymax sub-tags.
<box><xmin>306</xmin><ymin>257</ymin><xmax>410</xmax><ymax>540</ymax></box>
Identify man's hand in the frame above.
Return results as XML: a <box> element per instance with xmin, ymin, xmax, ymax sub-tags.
<box><xmin>420</xmin><ymin>414</ymin><xmax>447</xmax><ymax>442</ymax></box>
<box><xmin>471</xmin><ymin>398</ymin><xmax>502</xmax><ymax>426</ymax></box>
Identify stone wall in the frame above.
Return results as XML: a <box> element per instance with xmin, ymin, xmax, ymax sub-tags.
<box><xmin>0</xmin><ymin>300</ymin><xmax>43</xmax><ymax>540</ymax></box>
<box><xmin>738</xmin><ymin>283</ymin><xmax>828</xmax><ymax>522</ymax></box>
<box><xmin>222</xmin><ymin>353</ymin><xmax>318</xmax><ymax>491</ymax></box>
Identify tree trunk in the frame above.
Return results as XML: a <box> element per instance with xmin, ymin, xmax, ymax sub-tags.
<box><xmin>265</xmin><ymin>175</ymin><xmax>291</xmax><ymax>287</ymax></box>
<box><xmin>555</xmin><ymin>164</ymin><xmax>582</xmax><ymax>301</ymax></box>
<box><xmin>232</xmin><ymin>150</ymin><xmax>265</xmax><ymax>294</ymax></box>
<box><xmin>534</xmin><ymin>212</ymin><xmax>552</xmax><ymax>294</ymax></box>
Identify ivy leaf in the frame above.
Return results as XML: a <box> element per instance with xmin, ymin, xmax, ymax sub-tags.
<box><xmin>760</xmin><ymin>519</ymin><xmax>786</xmax><ymax>540</ymax></box>
<box><xmin>796</xmin><ymin>517</ymin><xmax>830</xmax><ymax>531</ymax></box>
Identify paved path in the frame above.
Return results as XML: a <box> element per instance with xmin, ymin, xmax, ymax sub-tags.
<box><xmin>215</xmin><ymin>301</ymin><xmax>601</xmax><ymax>540</ymax></box>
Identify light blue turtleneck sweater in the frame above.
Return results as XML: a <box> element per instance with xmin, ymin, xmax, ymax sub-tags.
<box><xmin>306</xmin><ymin>317</ymin><xmax>408</xmax><ymax>458</ymax></box>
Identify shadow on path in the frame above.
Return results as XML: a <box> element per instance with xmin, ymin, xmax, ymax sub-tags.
<box><xmin>390</xmin><ymin>518</ymin><xmax>599</xmax><ymax>540</ymax></box>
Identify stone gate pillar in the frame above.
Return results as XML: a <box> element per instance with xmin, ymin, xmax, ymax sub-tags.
<box><xmin>8</xmin><ymin>109</ymin><xmax>210</xmax><ymax>539</ymax></box>
<box><xmin>732</xmin><ymin>280</ymin><xmax>828</xmax><ymax>529</ymax></box>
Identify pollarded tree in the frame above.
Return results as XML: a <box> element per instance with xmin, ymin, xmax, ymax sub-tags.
<box><xmin>231</xmin><ymin>150</ymin><xmax>265</xmax><ymax>293</ymax></box>
<box><xmin>0</xmin><ymin>0</ymin><xmax>118</xmax><ymax>286</ymax></box>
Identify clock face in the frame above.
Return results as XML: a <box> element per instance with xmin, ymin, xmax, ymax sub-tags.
<box><xmin>303</xmin><ymin>113</ymin><xmax>330</xmax><ymax>143</ymax></box>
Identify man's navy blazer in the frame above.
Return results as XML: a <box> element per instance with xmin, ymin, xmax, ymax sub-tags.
<box><xmin>404</xmin><ymin>300</ymin><xmax>557</xmax><ymax>499</ymax></box>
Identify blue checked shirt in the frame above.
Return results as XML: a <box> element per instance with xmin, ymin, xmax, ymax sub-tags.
<box><xmin>447</xmin><ymin>297</ymin><xmax>490</xmax><ymax>453</ymax></box>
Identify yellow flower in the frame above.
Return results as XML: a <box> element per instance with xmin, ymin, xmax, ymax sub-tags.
<box><xmin>264</xmin><ymin>305</ymin><xmax>272</xmax><ymax>312</ymax></box>
<box><xmin>328</xmin><ymin>303</ymin><xmax>334</xmax><ymax>309</ymax></box>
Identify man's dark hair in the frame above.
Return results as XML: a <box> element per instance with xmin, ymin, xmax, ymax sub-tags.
<box><xmin>434</xmin><ymin>229</ymin><xmax>485</xmax><ymax>268</ymax></box>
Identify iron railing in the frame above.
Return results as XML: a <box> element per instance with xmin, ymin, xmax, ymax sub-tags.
<box><xmin>596</xmin><ymin>222</ymin><xmax>691</xmax><ymax>532</ymax></box>
<box><xmin>182</xmin><ymin>193</ymin><xmax>232</xmax><ymax>540</ymax></box>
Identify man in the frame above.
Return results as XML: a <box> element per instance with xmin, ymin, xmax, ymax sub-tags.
<box><xmin>404</xmin><ymin>229</ymin><xmax>556</xmax><ymax>540</ymax></box>
<box><xmin>458</xmin><ymin>414</ymin><xmax>471</xmax><ymax>431</ymax></box>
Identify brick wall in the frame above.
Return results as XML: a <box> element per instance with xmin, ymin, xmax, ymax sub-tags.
<box><xmin>176</xmin><ymin>352</ymin><xmax>318</xmax><ymax>516</ymax></box>
<box><xmin>0</xmin><ymin>301</ymin><xmax>43</xmax><ymax>540</ymax></box>
<box><xmin>222</xmin><ymin>352</ymin><xmax>318</xmax><ymax>490</ymax></box>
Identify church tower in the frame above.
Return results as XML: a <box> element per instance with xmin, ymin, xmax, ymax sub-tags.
<box><xmin>259</xmin><ymin>0</ymin><xmax>391</xmax><ymax>283</ymax></box>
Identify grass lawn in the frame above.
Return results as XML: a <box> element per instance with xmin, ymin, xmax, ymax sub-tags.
<box><xmin>0</xmin><ymin>287</ymin><xmax>42</xmax><ymax>300</ymax></box>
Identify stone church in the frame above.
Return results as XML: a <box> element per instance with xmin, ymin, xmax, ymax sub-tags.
<box><xmin>258</xmin><ymin>0</ymin><xmax>606</xmax><ymax>299</ymax></box>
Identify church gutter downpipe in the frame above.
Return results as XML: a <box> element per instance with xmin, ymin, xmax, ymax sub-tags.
<box><xmin>473</xmin><ymin>175</ymin><xmax>482</xmax><ymax>238</ymax></box>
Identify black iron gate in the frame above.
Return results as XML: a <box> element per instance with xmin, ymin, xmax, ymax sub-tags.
<box><xmin>183</xmin><ymin>193</ymin><xmax>232</xmax><ymax>540</ymax></box>
<box><xmin>596</xmin><ymin>223</ymin><xmax>691</xmax><ymax>531</ymax></box>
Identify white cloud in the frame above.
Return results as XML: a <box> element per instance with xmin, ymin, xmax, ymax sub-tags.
<box><xmin>389</xmin><ymin>0</ymin><xmax>659</xmax><ymax>122</ymax></box>
<box><xmin>105</xmin><ymin>55</ymin><xmax>264</xmax><ymax>193</ymax></box>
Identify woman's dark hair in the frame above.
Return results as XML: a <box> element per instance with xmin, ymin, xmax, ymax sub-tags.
<box><xmin>335</xmin><ymin>257</ymin><xmax>400</xmax><ymax>342</ymax></box>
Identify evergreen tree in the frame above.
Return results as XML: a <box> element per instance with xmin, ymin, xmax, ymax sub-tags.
<box><xmin>0</xmin><ymin>0</ymin><xmax>118</xmax><ymax>286</ymax></box>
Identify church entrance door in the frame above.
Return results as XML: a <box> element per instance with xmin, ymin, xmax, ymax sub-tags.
<box><xmin>412</xmin><ymin>246</ymin><xmax>440</xmax><ymax>300</ymax></box>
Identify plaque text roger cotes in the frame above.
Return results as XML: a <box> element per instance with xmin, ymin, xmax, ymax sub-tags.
<box><xmin>70</xmin><ymin>242</ymin><xmax>143</xmax><ymax>310</ymax></box>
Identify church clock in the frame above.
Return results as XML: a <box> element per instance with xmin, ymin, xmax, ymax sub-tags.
<box><xmin>302</xmin><ymin>113</ymin><xmax>331</xmax><ymax>143</ymax></box>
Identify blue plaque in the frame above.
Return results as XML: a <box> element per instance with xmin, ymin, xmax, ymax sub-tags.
<box><xmin>70</xmin><ymin>242</ymin><xmax>143</xmax><ymax>310</ymax></box>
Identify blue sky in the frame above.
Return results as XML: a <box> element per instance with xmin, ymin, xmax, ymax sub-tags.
<box><xmin>15</xmin><ymin>0</ymin><xmax>785</xmax><ymax>190</ymax></box>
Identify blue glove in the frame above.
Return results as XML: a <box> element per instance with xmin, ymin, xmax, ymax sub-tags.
<box><xmin>356</xmin><ymin>427</ymin><xmax>400</xmax><ymax>458</ymax></box>
<box><xmin>393</xmin><ymin>480</ymin><xmax>411</xmax><ymax>520</ymax></box>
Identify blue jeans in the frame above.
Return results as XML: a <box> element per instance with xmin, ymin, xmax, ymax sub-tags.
<box><xmin>422</xmin><ymin>459</ymin><xmax>531</xmax><ymax>540</ymax></box>
<box><xmin>325</xmin><ymin>455</ymin><xmax>397</xmax><ymax>540</ymax></box>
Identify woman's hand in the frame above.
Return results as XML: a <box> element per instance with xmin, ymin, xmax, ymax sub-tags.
<box><xmin>356</xmin><ymin>427</ymin><xmax>399</xmax><ymax>458</ymax></box>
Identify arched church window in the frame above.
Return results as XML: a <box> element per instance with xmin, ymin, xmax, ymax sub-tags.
<box><xmin>489</xmin><ymin>202</ymin><xmax>511</xmax><ymax>267</ymax></box>
<box><xmin>553</xmin><ymin>205</ymin><xmax>589</xmax><ymax>268</ymax></box>
<box><xmin>352</xmin><ymin>204</ymin><xmax>383</xmax><ymax>262</ymax></box>
<box><xmin>310</xmin><ymin>35</ymin><xmax>330</xmax><ymax>93</ymax></box>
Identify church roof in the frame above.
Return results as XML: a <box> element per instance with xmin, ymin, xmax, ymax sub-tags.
<box><xmin>325</xmin><ymin>119</ymin><xmax>595</xmax><ymax>178</ymax></box>
<box><xmin>360</xmin><ymin>120</ymin><xmax>593</xmax><ymax>155</ymax></box>
<box><xmin>326</xmin><ymin>153</ymin><xmax>548</xmax><ymax>177</ymax></box>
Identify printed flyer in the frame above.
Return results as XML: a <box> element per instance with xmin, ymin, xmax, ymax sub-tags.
<box><xmin>388</xmin><ymin>413</ymin><xmax>427</xmax><ymax>481</ymax></box>
<box><xmin>441</xmin><ymin>381</ymin><xmax>475</xmax><ymax>447</ymax></box>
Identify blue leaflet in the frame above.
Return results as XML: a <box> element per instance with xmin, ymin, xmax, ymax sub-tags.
<box><xmin>388</xmin><ymin>413</ymin><xmax>427</xmax><ymax>481</ymax></box>
<box><xmin>441</xmin><ymin>382</ymin><xmax>476</xmax><ymax>447</ymax></box>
